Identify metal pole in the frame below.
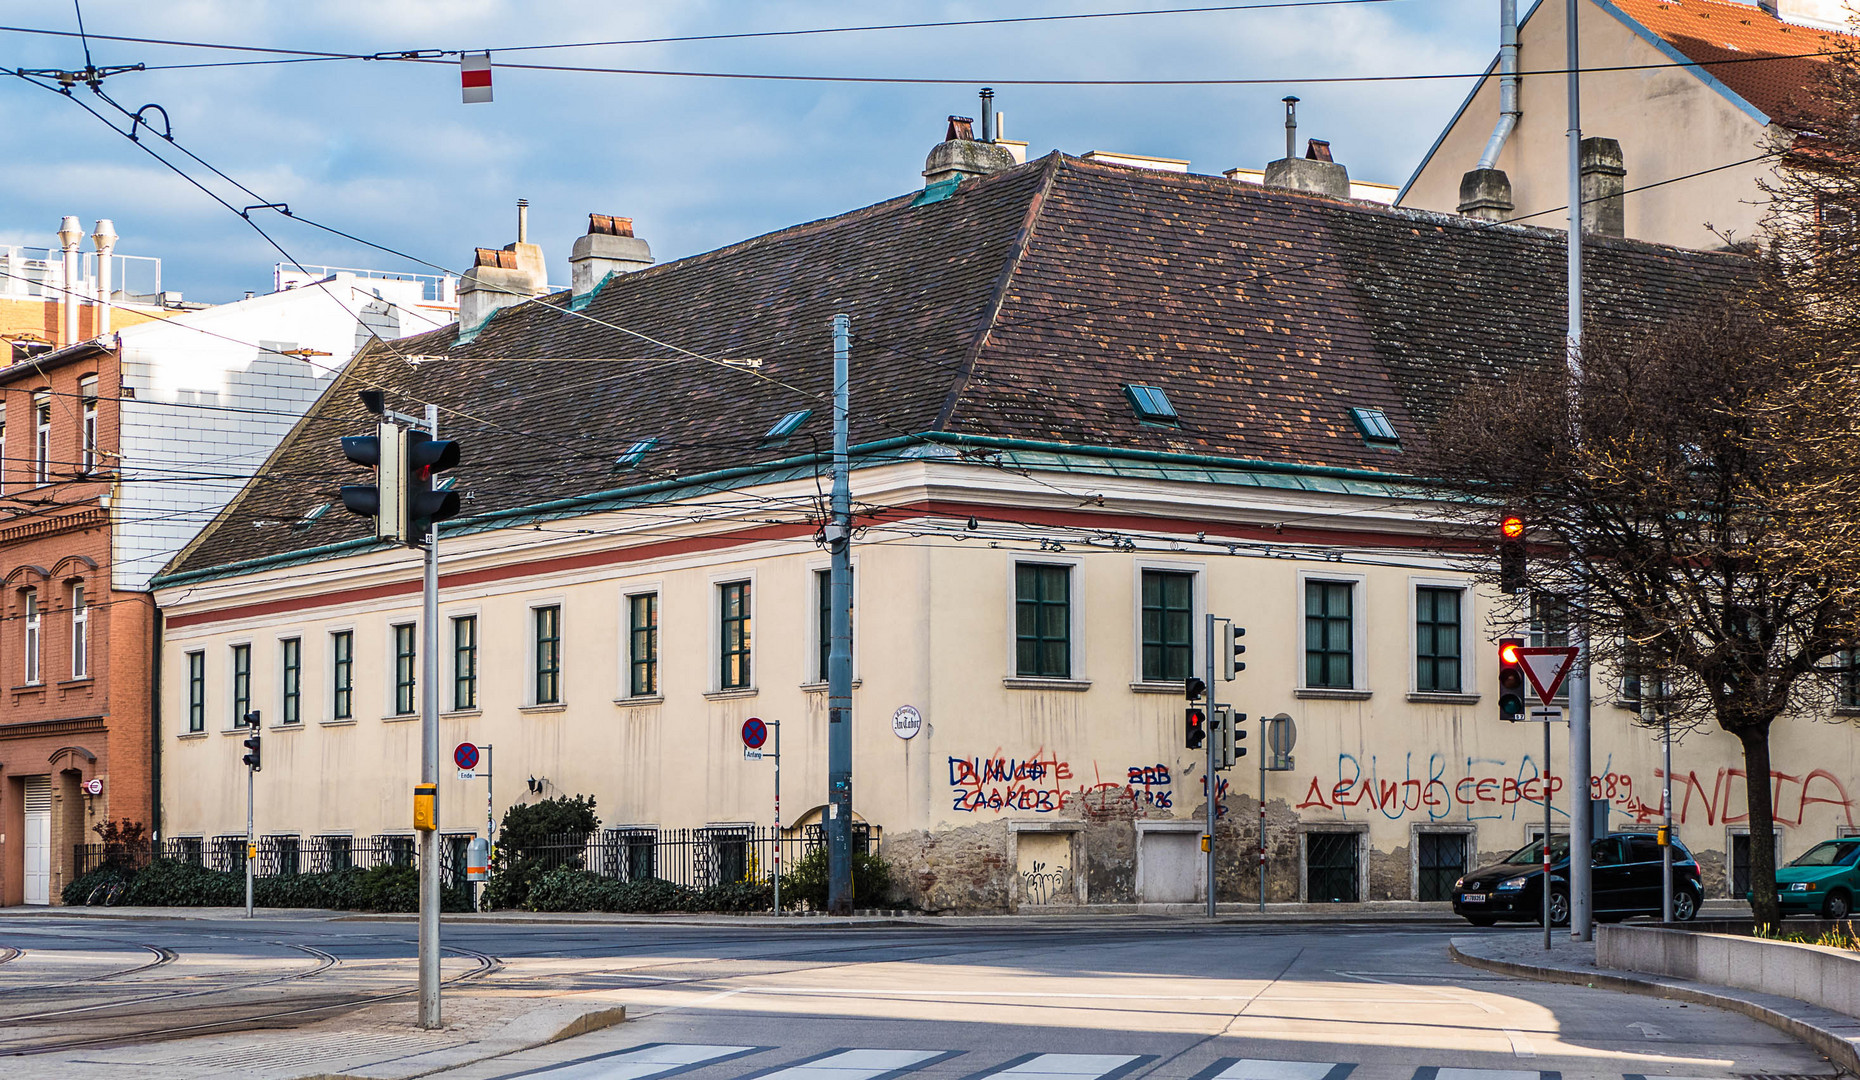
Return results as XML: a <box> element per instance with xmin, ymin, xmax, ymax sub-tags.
<box><xmin>826</xmin><ymin>315</ymin><xmax>855</xmax><ymax>914</ymax></box>
<box><xmin>1543</xmin><ymin>720</ymin><xmax>1552</xmax><ymax>950</ymax></box>
<box><xmin>1205</xmin><ymin>614</ymin><xmax>1218</xmax><ymax>918</ymax></box>
<box><xmin>1258</xmin><ymin>712</ymin><xmax>1267</xmax><ymax>912</ymax></box>
<box><xmin>485</xmin><ymin>744</ymin><xmax>494</xmax><ymax>853</ymax></box>
<box><xmin>1565</xmin><ymin>0</ymin><xmax>1595</xmax><ymax>945</ymax></box>
<box><xmin>1662</xmin><ymin>709</ymin><xmax>1674</xmax><ymax>923</ymax></box>
<box><xmin>417</xmin><ymin>403</ymin><xmax>442</xmax><ymax>1029</ymax></box>
<box><xmin>773</xmin><ymin>719</ymin><xmax>782</xmax><ymax>914</ymax></box>
<box><xmin>245</xmin><ymin>759</ymin><xmax>254</xmax><ymax>918</ymax></box>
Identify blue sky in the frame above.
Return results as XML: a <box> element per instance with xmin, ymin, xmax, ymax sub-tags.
<box><xmin>1</xmin><ymin>1</ymin><xmax>1496</xmax><ymax>303</ymax></box>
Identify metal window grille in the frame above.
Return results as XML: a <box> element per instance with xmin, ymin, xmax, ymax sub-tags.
<box><xmin>187</xmin><ymin>650</ymin><xmax>205</xmax><ymax>732</ymax></box>
<box><xmin>231</xmin><ymin>643</ymin><xmax>251</xmax><ymax>721</ymax></box>
<box><xmin>629</xmin><ymin>594</ymin><xmax>658</xmax><ymax>696</ymax></box>
<box><xmin>534</xmin><ymin>605</ymin><xmax>561</xmax><ymax>704</ymax></box>
<box><xmin>718</xmin><ymin>581</ymin><xmax>752</xmax><ymax>689</ymax></box>
<box><xmin>211</xmin><ymin>834</ymin><xmax>246</xmax><ymax>873</ymax></box>
<box><xmin>453</xmin><ymin>615</ymin><xmax>477</xmax><ymax>710</ymax></box>
<box><xmin>331</xmin><ymin>631</ymin><xmax>353</xmax><ymax>719</ymax></box>
<box><xmin>393</xmin><ymin>624</ymin><xmax>416</xmax><ymax>715</ymax></box>
<box><xmin>1141</xmin><ymin>569</ymin><xmax>1194</xmax><ymax>682</ymax></box>
<box><xmin>1305</xmin><ymin>581</ymin><xmax>1353</xmax><ymax>688</ymax></box>
<box><xmin>263</xmin><ymin>835</ymin><xmax>301</xmax><ymax>876</ymax></box>
<box><xmin>281</xmin><ymin>638</ymin><xmax>301</xmax><ymax>724</ymax></box>
<box><xmin>1415</xmin><ymin>587</ymin><xmax>1461</xmax><ymax>693</ymax></box>
<box><xmin>1305</xmin><ymin>831</ymin><xmax>1360</xmax><ymax>902</ymax></box>
<box><xmin>1416</xmin><ymin>832</ymin><xmax>1467</xmax><ymax>902</ymax></box>
<box><xmin>387</xmin><ymin>835</ymin><xmax>416</xmax><ymax>867</ymax></box>
<box><xmin>1015</xmin><ymin>564</ymin><xmax>1071</xmax><ymax>678</ymax></box>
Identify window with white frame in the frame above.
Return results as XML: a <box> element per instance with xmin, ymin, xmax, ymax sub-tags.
<box><xmin>628</xmin><ymin>592</ymin><xmax>658</xmax><ymax>697</ymax></box>
<box><xmin>1140</xmin><ymin>568</ymin><xmax>1195</xmax><ymax>682</ymax></box>
<box><xmin>330</xmin><ymin>630</ymin><xmax>353</xmax><ymax>720</ymax></box>
<box><xmin>231</xmin><ymin>643</ymin><xmax>251</xmax><ymax>724</ymax></box>
<box><xmin>79</xmin><ymin>375</ymin><xmax>98</xmax><ymax>473</ymax></box>
<box><xmin>32</xmin><ymin>391</ymin><xmax>50</xmax><ymax>485</ymax></box>
<box><xmin>1304</xmin><ymin>579</ymin><xmax>1355</xmax><ymax>689</ymax></box>
<box><xmin>1414</xmin><ymin>585</ymin><xmax>1462</xmax><ymax>694</ymax></box>
<box><xmin>23</xmin><ymin>588</ymin><xmax>40</xmax><ymax>684</ymax></box>
<box><xmin>451</xmin><ymin>614</ymin><xmax>477</xmax><ymax>711</ymax></box>
<box><xmin>69</xmin><ymin>582</ymin><xmax>88</xmax><ymax>679</ymax></box>
<box><xmin>718</xmin><ymin>581</ymin><xmax>752</xmax><ymax>690</ymax></box>
<box><xmin>1015</xmin><ymin>562</ymin><xmax>1072</xmax><ymax>679</ymax></box>
<box><xmin>280</xmin><ymin>637</ymin><xmax>301</xmax><ymax>724</ymax></box>
<box><xmin>392</xmin><ymin>623</ymin><xmax>416</xmax><ymax>715</ymax></box>
<box><xmin>533</xmin><ymin>605</ymin><xmax>561</xmax><ymax>704</ymax></box>
<box><xmin>187</xmin><ymin>650</ymin><xmax>206</xmax><ymax>733</ymax></box>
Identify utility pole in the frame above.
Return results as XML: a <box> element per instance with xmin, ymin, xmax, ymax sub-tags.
<box><xmin>1204</xmin><ymin>615</ymin><xmax>1221</xmax><ymax>918</ymax></box>
<box><xmin>417</xmin><ymin>403</ymin><xmax>442</xmax><ymax>1027</ymax></box>
<box><xmin>1565</xmin><ymin>0</ymin><xmax>1595</xmax><ymax>944</ymax></box>
<box><xmin>826</xmin><ymin>314</ymin><xmax>855</xmax><ymax>914</ymax></box>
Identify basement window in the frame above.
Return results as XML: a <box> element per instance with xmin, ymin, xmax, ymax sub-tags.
<box><xmin>1349</xmin><ymin>406</ymin><xmax>1401</xmax><ymax>448</ymax></box>
<box><xmin>615</xmin><ymin>437</ymin><xmax>658</xmax><ymax>470</ymax></box>
<box><xmin>762</xmin><ymin>409</ymin><xmax>812</xmax><ymax>445</ymax></box>
<box><xmin>1123</xmin><ymin>384</ymin><xmax>1179</xmax><ymax>426</ymax></box>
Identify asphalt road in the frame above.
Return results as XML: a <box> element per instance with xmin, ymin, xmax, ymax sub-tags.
<box><xmin>0</xmin><ymin>913</ymin><xmax>1840</xmax><ymax>1080</ymax></box>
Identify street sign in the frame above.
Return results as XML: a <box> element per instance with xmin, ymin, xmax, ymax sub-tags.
<box><xmin>892</xmin><ymin>704</ymin><xmax>922</xmax><ymax>740</ymax></box>
<box><xmin>1517</xmin><ymin>646</ymin><xmax>1579</xmax><ymax>705</ymax></box>
<box><xmin>457</xmin><ymin>770</ymin><xmax>476</xmax><ymax>781</ymax></box>
<box><xmin>744</xmin><ymin>747</ymin><xmax>765</xmax><ymax>761</ymax></box>
<box><xmin>454</xmin><ymin>743</ymin><xmax>480</xmax><ymax>771</ymax></box>
<box><xmin>742</xmin><ymin>717</ymin><xmax>768</xmax><ymax>750</ymax></box>
<box><xmin>1529</xmin><ymin>706</ymin><xmax>1566</xmax><ymax>724</ymax></box>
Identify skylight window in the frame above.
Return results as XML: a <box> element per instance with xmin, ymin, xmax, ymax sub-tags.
<box><xmin>1124</xmin><ymin>384</ymin><xmax>1179</xmax><ymax>425</ymax></box>
<box><xmin>763</xmin><ymin>409</ymin><xmax>812</xmax><ymax>444</ymax></box>
<box><xmin>1349</xmin><ymin>406</ymin><xmax>1401</xmax><ymax>447</ymax></box>
<box><xmin>615</xmin><ymin>437</ymin><xmax>658</xmax><ymax>470</ymax></box>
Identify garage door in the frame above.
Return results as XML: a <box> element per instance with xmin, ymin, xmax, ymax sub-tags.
<box><xmin>24</xmin><ymin>776</ymin><xmax>50</xmax><ymax>906</ymax></box>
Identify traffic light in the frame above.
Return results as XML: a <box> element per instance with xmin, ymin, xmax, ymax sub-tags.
<box><xmin>1213</xmin><ymin>707</ymin><xmax>1248</xmax><ymax>769</ymax></box>
<box><xmin>1234</xmin><ymin>713</ymin><xmax>1247</xmax><ymax>761</ymax></box>
<box><xmin>1185</xmin><ymin>705</ymin><xmax>1207</xmax><ymax>750</ymax></box>
<box><xmin>403</xmin><ymin>430</ymin><xmax>461</xmax><ymax>543</ymax></box>
<box><xmin>1185</xmin><ymin>676</ymin><xmax>1206</xmax><ymax>702</ymax></box>
<box><xmin>1222</xmin><ymin>624</ymin><xmax>1247</xmax><ymax>680</ymax></box>
<box><xmin>241</xmin><ymin>710</ymin><xmax>262</xmax><ymax>771</ymax></box>
<box><xmin>1498</xmin><ymin>637</ymin><xmax>1526</xmax><ymax>722</ymax></box>
<box><xmin>1499</xmin><ymin>515</ymin><xmax>1527</xmax><ymax>594</ymax></box>
<box><xmin>339</xmin><ymin>422</ymin><xmax>404</xmax><ymax>543</ymax></box>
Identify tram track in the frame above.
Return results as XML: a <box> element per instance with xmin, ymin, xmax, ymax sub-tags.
<box><xmin>0</xmin><ymin>942</ymin><xmax>175</xmax><ymax>996</ymax></box>
<box><xmin>0</xmin><ymin>942</ymin><xmax>340</xmax><ymax>1024</ymax></box>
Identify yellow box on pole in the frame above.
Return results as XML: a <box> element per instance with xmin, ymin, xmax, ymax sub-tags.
<box><xmin>1200</xmin><ymin>834</ymin><xmax>1211</xmax><ymax>852</ymax></box>
<box><xmin>413</xmin><ymin>783</ymin><xmax>438</xmax><ymax>831</ymax></box>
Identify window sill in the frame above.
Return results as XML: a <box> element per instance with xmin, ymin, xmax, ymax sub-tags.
<box><xmin>1003</xmin><ymin>678</ymin><xmax>1092</xmax><ymax>692</ymax></box>
<box><xmin>703</xmin><ymin>688</ymin><xmax>758</xmax><ymax>701</ymax></box>
<box><xmin>614</xmin><ymin>695</ymin><xmax>664</xmax><ymax>707</ymax></box>
<box><xmin>443</xmin><ymin>709</ymin><xmax>483</xmax><ymax>719</ymax></box>
<box><xmin>382</xmin><ymin>713</ymin><xmax>421</xmax><ymax>723</ymax></box>
<box><xmin>176</xmin><ymin>731</ymin><xmax>208</xmax><ymax>741</ymax></box>
<box><xmin>1407</xmin><ymin>692</ymin><xmax>1479</xmax><ymax>705</ymax></box>
<box><xmin>1295</xmin><ymin>688</ymin><xmax>1372</xmax><ymax>701</ymax></box>
<box><xmin>1130</xmin><ymin>681</ymin><xmax>1189</xmax><ymax>695</ymax></box>
<box><xmin>57</xmin><ymin>677</ymin><xmax>94</xmax><ymax>688</ymax></box>
<box><xmin>321</xmin><ymin>718</ymin><xmax>357</xmax><ymax>728</ymax></box>
<box><xmin>519</xmin><ymin>703</ymin><xmax>567</xmax><ymax>715</ymax></box>
<box><xmin>800</xmin><ymin>680</ymin><xmax>863</xmax><ymax>693</ymax></box>
<box><xmin>268</xmin><ymin>723</ymin><xmax>304</xmax><ymax>732</ymax></box>
<box><xmin>12</xmin><ymin>683</ymin><xmax>44</xmax><ymax>693</ymax></box>
<box><xmin>1836</xmin><ymin>706</ymin><xmax>1860</xmax><ymax>718</ymax></box>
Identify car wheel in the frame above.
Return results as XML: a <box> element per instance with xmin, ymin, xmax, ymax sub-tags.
<box><xmin>1822</xmin><ymin>890</ymin><xmax>1851</xmax><ymax>921</ymax></box>
<box><xmin>1464</xmin><ymin>915</ymin><xmax>1497</xmax><ymax>927</ymax></box>
<box><xmin>1540</xmin><ymin>890</ymin><xmax>1571</xmax><ymax>927</ymax></box>
<box><xmin>1672</xmin><ymin>889</ymin><xmax>1699</xmax><ymax>922</ymax></box>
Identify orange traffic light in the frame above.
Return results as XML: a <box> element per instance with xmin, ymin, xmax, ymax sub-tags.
<box><xmin>1500</xmin><ymin>515</ymin><xmax>1525</xmax><ymax>539</ymax></box>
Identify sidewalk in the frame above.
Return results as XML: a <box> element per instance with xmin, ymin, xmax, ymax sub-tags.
<box><xmin>1451</xmin><ymin>930</ymin><xmax>1860</xmax><ymax>1073</ymax></box>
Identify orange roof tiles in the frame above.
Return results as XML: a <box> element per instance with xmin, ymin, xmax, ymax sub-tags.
<box><xmin>1607</xmin><ymin>0</ymin><xmax>1857</xmax><ymax>124</ymax></box>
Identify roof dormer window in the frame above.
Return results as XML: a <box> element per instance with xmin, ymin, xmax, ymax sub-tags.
<box><xmin>1349</xmin><ymin>406</ymin><xmax>1401</xmax><ymax>448</ymax></box>
<box><xmin>1124</xmin><ymin>384</ymin><xmax>1179</xmax><ymax>426</ymax></box>
<box><xmin>762</xmin><ymin>409</ymin><xmax>812</xmax><ymax>445</ymax></box>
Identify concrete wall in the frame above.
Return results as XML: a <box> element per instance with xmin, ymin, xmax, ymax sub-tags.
<box><xmin>1599</xmin><ymin>923</ymin><xmax>1860</xmax><ymax>1019</ymax></box>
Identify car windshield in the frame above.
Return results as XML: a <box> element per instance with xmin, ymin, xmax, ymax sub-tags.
<box><xmin>1789</xmin><ymin>842</ymin><xmax>1860</xmax><ymax>868</ymax></box>
<box><xmin>1504</xmin><ymin>837</ymin><xmax>1570</xmax><ymax>864</ymax></box>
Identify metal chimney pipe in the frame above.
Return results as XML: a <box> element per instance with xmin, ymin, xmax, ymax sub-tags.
<box><xmin>980</xmin><ymin>88</ymin><xmax>995</xmax><ymax>142</ymax></box>
<box><xmin>1283</xmin><ymin>97</ymin><xmax>1300</xmax><ymax>161</ymax></box>
<box><xmin>91</xmin><ymin>219</ymin><xmax>117</xmax><ymax>335</ymax></box>
<box><xmin>57</xmin><ymin>215</ymin><xmax>83</xmax><ymax>347</ymax></box>
<box><xmin>516</xmin><ymin>199</ymin><xmax>529</xmax><ymax>243</ymax></box>
<box><xmin>1476</xmin><ymin>0</ymin><xmax>1522</xmax><ymax>170</ymax></box>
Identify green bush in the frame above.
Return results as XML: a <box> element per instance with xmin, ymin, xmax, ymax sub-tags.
<box><xmin>62</xmin><ymin>859</ymin><xmax>468</xmax><ymax>912</ymax></box>
<box><xmin>483</xmin><ymin>794</ymin><xmax>600</xmax><ymax>909</ymax></box>
<box><xmin>698</xmin><ymin>878</ymin><xmax>775</xmax><ymax>912</ymax></box>
<box><xmin>524</xmin><ymin>868</ymin><xmax>700</xmax><ymax>913</ymax></box>
<box><xmin>778</xmin><ymin>848</ymin><xmax>893</xmax><ymax>911</ymax></box>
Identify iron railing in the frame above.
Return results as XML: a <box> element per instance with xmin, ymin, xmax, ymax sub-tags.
<box><xmin>74</xmin><ymin>833</ymin><xmax>466</xmax><ymax>884</ymax></box>
<box><xmin>504</xmin><ymin>823</ymin><xmax>870</xmax><ymax>890</ymax></box>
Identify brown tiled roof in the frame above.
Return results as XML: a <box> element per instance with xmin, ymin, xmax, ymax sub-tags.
<box><xmin>1608</xmin><ymin>0</ymin><xmax>1856</xmax><ymax>125</ymax></box>
<box><xmin>166</xmin><ymin>153</ymin><xmax>1750</xmax><ymax>579</ymax></box>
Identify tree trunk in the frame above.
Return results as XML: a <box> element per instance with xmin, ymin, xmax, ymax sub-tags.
<box><xmin>1736</xmin><ymin>725</ymin><xmax>1780</xmax><ymax>928</ymax></box>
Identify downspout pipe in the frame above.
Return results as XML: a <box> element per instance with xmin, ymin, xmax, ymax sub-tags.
<box><xmin>1476</xmin><ymin>0</ymin><xmax>1521</xmax><ymax>170</ymax></box>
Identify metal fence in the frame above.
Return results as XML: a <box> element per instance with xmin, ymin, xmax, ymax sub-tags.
<box><xmin>74</xmin><ymin>833</ymin><xmax>466</xmax><ymax>886</ymax></box>
<box><xmin>497</xmin><ymin>823</ymin><xmax>871</xmax><ymax>890</ymax></box>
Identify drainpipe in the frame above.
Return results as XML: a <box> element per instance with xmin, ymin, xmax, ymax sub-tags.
<box><xmin>1475</xmin><ymin>0</ymin><xmax>1521</xmax><ymax>170</ymax></box>
<box><xmin>57</xmin><ymin>216</ymin><xmax>83</xmax><ymax>347</ymax></box>
<box><xmin>91</xmin><ymin>220</ymin><xmax>117</xmax><ymax>336</ymax></box>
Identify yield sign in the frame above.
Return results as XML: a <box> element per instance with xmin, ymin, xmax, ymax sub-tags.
<box><xmin>1517</xmin><ymin>646</ymin><xmax>1579</xmax><ymax>706</ymax></box>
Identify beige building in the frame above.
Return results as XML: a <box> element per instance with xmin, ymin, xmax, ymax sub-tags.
<box><xmin>1400</xmin><ymin>0</ymin><xmax>1858</xmax><ymax>249</ymax></box>
<box><xmin>153</xmin><ymin>142</ymin><xmax>1860</xmax><ymax>911</ymax></box>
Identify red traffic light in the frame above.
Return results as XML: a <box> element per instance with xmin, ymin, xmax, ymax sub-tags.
<box><xmin>1499</xmin><ymin>641</ymin><xmax>1521</xmax><ymax>665</ymax></box>
<box><xmin>1500</xmin><ymin>515</ymin><xmax>1525</xmax><ymax>539</ymax></box>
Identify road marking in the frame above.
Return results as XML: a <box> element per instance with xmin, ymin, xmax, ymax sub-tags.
<box><xmin>744</xmin><ymin>1049</ymin><xmax>960</xmax><ymax>1080</ymax></box>
<box><xmin>964</xmin><ymin>1053</ymin><xmax>1152</xmax><ymax>1080</ymax></box>
<box><xmin>1624</xmin><ymin>1021</ymin><xmax>1671</xmax><ymax>1041</ymax></box>
<box><xmin>502</xmin><ymin>1042</ymin><xmax>763</xmax><ymax>1080</ymax></box>
<box><xmin>1502</xmin><ymin>1029</ymin><xmax>1536</xmax><ymax>1057</ymax></box>
<box><xmin>1194</xmin><ymin>1059</ymin><xmax>1355</xmax><ymax>1080</ymax></box>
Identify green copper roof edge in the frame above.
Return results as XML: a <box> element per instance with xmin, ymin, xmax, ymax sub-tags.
<box><xmin>916</xmin><ymin>432</ymin><xmax>1428</xmax><ymax>486</ymax></box>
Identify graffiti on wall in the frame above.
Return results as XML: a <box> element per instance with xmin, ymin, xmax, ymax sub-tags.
<box><xmin>1292</xmin><ymin>751</ymin><xmax>1855</xmax><ymax>829</ymax></box>
<box><xmin>948</xmin><ymin>749</ymin><xmax>1179</xmax><ymax>815</ymax></box>
<box><xmin>1020</xmin><ymin>860</ymin><xmax>1071</xmax><ymax>904</ymax></box>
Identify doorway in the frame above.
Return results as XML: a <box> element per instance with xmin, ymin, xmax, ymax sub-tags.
<box><xmin>23</xmin><ymin>776</ymin><xmax>50</xmax><ymax>905</ymax></box>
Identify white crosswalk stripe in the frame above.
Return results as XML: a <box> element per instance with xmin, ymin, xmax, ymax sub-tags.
<box><xmin>749</xmin><ymin>1049</ymin><xmax>957</xmax><ymax>1080</ymax></box>
<box><xmin>1200</xmin><ymin>1060</ymin><xmax>1352</xmax><ymax>1080</ymax></box>
<box><xmin>512</xmin><ymin>1042</ymin><xmax>762</xmax><ymax>1080</ymax></box>
<box><xmin>967</xmin><ymin>1053</ymin><xmax>1150</xmax><ymax>1080</ymax></box>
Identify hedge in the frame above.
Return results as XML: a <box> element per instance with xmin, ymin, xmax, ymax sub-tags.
<box><xmin>61</xmin><ymin>859</ymin><xmax>471</xmax><ymax>912</ymax></box>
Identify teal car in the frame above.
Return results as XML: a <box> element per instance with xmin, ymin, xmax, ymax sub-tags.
<box><xmin>1773</xmin><ymin>837</ymin><xmax>1860</xmax><ymax>919</ymax></box>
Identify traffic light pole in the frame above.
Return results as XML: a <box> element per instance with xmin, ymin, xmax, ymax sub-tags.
<box><xmin>245</xmin><ymin>751</ymin><xmax>254</xmax><ymax>919</ymax></box>
<box><xmin>417</xmin><ymin>403</ymin><xmax>442</xmax><ymax>1029</ymax></box>
<box><xmin>1205</xmin><ymin>614</ymin><xmax>1219</xmax><ymax>919</ymax></box>
<box><xmin>1565</xmin><ymin>0</ymin><xmax>1595</xmax><ymax>944</ymax></box>
<box><xmin>825</xmin><ymin>314</ymin><xmax>854</xmax><ymax>915</ymax></box>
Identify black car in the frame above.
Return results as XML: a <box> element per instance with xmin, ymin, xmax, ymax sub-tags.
<box><xmin>1452</xmin><ymin>833</ymin><xmax>1704</xmax><ymax>926</ymax></box>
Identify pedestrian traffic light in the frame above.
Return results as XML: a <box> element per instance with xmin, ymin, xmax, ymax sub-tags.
<box><xmin>1222</xmin><ymin>624</ymin><xmax>1247</xmax><ymax>680</ymax></box>
<box><xmin>403</xmin><ymin>430</ymin><xmax>461</xmax><ymax>544</ymax></box>
<box><xmin>1185</xmin><ymin>676</ymin><xmax>1206</xmax><ymax>702</ymax></box>
<box><xmin>1499</xmin><ymin>515</ymin><xmax>1527</xmax><ymax>595</ymax></box>
<box><xmin>1498</xmin><ymin>637</ymin><xmax>1526</xmax><ymax>721</ymax></box>
<box><xmin>241</xmin><ymin>710</ymin><xmax>262</xmax><ymax>771</ymax></box>
<box><xmin>339</xmin><ymin>422</ymin><xmax>404</xmax><ymax>543</ymax></box>
<box><xmin>1186</xmin><ymin>705</ymin><xmax>1206</xmax><ymax>750</ymax></box>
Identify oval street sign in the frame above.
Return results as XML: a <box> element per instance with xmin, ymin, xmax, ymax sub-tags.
<box><xmin>892</xmin><ymin>705</ymin><xmax>923</xmax><ymax>740</ymax></box>
<box><xmin>454</xmin><ymin>743</ymin><xmax>480</xmax><ymax>771</ymax></box>
<box><xmin>742</xmin><ymin>717</ymin><xmax>768</xmax><ymax>750</ymax></box>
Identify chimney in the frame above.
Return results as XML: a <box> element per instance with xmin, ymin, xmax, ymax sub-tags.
<box><xmin>457</xmin><ymin>199</ymin><xmax>549</xmax><ymax>338</ymax></box>
<box><xmin>91</xmin><ymin>219</ymin><xmax>117</xmax><ymax>335</ymax></box>
<box><xmin>57</xmin><ymin>215</ymin><xmax>83</xmax><ymax>347</ymax></box>
<box><xmin>1579</xmin><ymin>137</ymin><xmax>1626</xmax><ymax>238</ymax></box>
<box><xmin>1459</xmin><ymin>0</ymin><xmax>1521</xmax><ymax>222</ymax></box>
<box><xmin>923</xmin><ymin>114</ymin><xmax>1016</xmax><ymax>187</ymax></box>
<box><xmin>570</xmin><ymin>214</ymin><xmax>654</xmax><ymax>302</ymax></box>
<box><xmin>1758</xmin><ymin>0</ymin><xmax>1851</xmax><ymax>30</ymax></box>
<box><xmin>1458</xmin><ymin>168</ymin><xmax>1515</xmax><ymax>221</ymax></box>
<box><xmin>1261</xmin><ymin>135</ymin><xmax>1352</xmax><ymax>199</ymax></box>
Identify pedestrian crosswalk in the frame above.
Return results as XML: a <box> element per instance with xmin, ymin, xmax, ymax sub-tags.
<box><xmin>497</xmin><ymin>1043</ymin><xmax>1705</xmax><ymax>1080</ymax></box>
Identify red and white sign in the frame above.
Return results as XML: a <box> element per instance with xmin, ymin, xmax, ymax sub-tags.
<box><xmin>1517</xmin><ymin>646</ymin><xmax>1579</xmax><ymax>706</ymax></box>
<box><xmin>461</xmin><ymin>53</ymin><xmax>493</xmax><ymax>104</ymax></box>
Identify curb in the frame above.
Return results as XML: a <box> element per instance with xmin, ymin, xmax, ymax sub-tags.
<box><xmin>1448</xmin><ymin>940</ymin><xmax>1860</xmax><ymax>1073</ymax></box>
<box><xmin>295</xmin><ymin>1004</ymin><xmax>627</xmax><ymax>1080</ymax></box>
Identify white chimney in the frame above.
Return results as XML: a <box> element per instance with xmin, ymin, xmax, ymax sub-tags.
<box><xmin>457</xmin><ymin>200</ymin><xmax>549</xmax><ymax>338</ymax></box>
<box><xmin>57</xmin><ymin>215</ymin><xmax>83</xmax><ymax>347</ymax></box>
<box><xmin>569</xmin><ymin>215</ymin><xmax>653</xmax><ymax>302</ymax></box>
<box><xmin>91</xmin><ymin>219</ymin><xmax>117</xmax><ymax>336</ymax></box>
